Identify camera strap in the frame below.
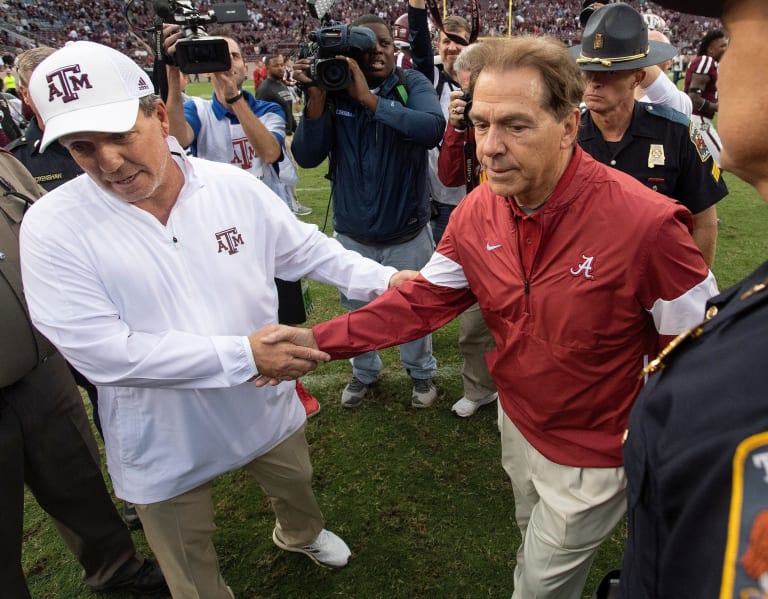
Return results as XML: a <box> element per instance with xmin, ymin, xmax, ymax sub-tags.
<box><xmin>424</xmin><ymin>0</ymin><xmax>480</xmax><ymax>44</ymax></box>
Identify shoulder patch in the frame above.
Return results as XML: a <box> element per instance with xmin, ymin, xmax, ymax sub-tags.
<box><xmin>721</xmin><ymin>432</ymin><xmax>768</xmax><ymax>597</ymax></box>
<box><xmin>689</xmin><ymin>122</ymin><xmax>713</xmax><ymax>163</ymax></box>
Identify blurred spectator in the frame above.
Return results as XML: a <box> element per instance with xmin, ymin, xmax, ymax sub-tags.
<box><xmin>0</xmin><ymin>1</ymin><xmax>722</xmax><ymax>65</ymax></box>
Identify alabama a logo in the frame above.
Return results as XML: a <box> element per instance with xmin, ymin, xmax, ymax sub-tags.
<box><xmin>720</xmin><ymin>432</ymin><xmax>768</xmax><ymax>598</ymax></box>
<box><xmin>216</xmin><ymin>227</ymin><xmax>245</xmax><ymax>255</ymax></box>
<box><xmin>46</xmin><ymin>64</ymin><xmax>92</xmax><ymax>103</ymax></box>
<box><xmin>570</xmin><ymin>255</ymin><xmax>596</xmax><ymax>280</ymax></box>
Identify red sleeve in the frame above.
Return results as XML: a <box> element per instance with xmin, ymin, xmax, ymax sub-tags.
<box><xmin>437</xmin><ymin>123</ymin><xmax>469</xmax><ymax>188</ymax></box>
<box><xmin>313</xmin><ymin>275</ymin><xmax>475</xmax><ymax>359</ymax></box>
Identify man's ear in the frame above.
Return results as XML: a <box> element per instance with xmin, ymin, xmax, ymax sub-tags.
<box><xmin>561</xmin><ymin>107</ymin><xmax>580</xmax><ymax>149</ymax></box>
<box><xmin>154</xmin><ymin>99</ymin><xmax>171</xmax><ymax>136</ymax></box>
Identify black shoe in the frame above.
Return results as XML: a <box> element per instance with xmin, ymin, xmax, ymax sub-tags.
<box><xmin>122</xmin><ymin>501</ymin><xmax>142</xmax><ymax>531</ymax></box>
<box><xmin>101</xmin><ymin>558</ymin><xmax>168</xmax><ymax>595</ymax></box>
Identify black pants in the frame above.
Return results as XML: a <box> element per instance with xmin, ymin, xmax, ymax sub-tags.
<box><xmin>0</xmin><ymin>353</ymin><xmax>141</xmax><ymax>597</ymax></box>
<box><xmin>69</xmin><ymin>363</ymin><xmax>102</xmax><ymax>439</ymax></box>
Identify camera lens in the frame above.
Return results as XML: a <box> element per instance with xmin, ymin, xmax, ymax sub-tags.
<box><xmin>315</xmin><ymin>58</ymin><xmax>351</xmax><ymax>92</ymax></box>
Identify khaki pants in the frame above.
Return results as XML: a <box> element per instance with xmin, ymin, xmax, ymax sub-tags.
<box><xmin>459</xmin><ymin>302</ymin><xmax>496</xmax><ymax>400</ymax></box>
<box><xmin>135</xmin><ymin>426</ymin><xmax>323</xmax><ymax>599</ymax></box>
<box><xmin>499</xmin><ymin>409</ymin><xmax>626</xmax><ymax>599</ymax></box>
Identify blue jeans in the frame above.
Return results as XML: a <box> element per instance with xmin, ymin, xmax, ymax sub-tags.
<box><xmin>336</xmin><ymin>226</ymin><xmax>437</xmax><ymax>384</ymax></box>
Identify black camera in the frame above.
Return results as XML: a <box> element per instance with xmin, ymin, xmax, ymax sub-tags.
<box><xmin>458</xmin><ymin>89</ymin><xmax>473</xmax><ymax>130</ymax></box>
<box><xmin>299</xmin><ymin>24</ymin><xmax>377</xmax><ymax>92</ymax></box>
<box><xmin>579</xmin><ymin>1</ymin><xmax>617</xmax><ymax>28</ymax></box>
<box><xmin>154</xmin><ymin>0</ymin><xmax>248</xmax><ymax>74</ymax></box>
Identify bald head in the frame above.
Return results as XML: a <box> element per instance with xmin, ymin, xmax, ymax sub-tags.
<box><xmin>649</xmin><ymin>30</ymin><xmax>674</xmax><ymax>71</ymax></box>
<box><xmin>648</xmin><ymin>29</ymin><xmax>671</xmax><ymax>45</ymax></box>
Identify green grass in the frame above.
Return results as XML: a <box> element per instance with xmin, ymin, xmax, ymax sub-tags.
<box><xmin>21</xmin><ymin>83</ymin><xmax>768</xmax><ymax>598</ymax></box>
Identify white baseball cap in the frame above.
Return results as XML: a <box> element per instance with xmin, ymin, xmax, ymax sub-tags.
<box><xmin>29</xmin><ymin>41</ymin><xmax>155</xmax><ymax>152</ymax></box>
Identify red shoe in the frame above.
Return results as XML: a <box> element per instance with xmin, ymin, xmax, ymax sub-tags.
<box><xmin>296</xmin><ymin>380</ymin><xmax>320</xmax><ymax>417</ymax></box>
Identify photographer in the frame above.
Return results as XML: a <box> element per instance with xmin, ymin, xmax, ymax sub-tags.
<box><xmin>292</xmin><ymin>15</ymin><xmax>445</xmax><ymax>409</ymax></box>
<box><xmin>162</xmin><ymin>24</ymin><xmax>283</xmax><ymax>177</ymax></box>
<box><xmin>409</xmin><ymin>0</ymin><xmax>498</xmax><ymax>420</ymax></box>
<box><xmin>163</xmin><ymin>25</ymin><xmax>322</xmax><ymax>418</ymax></box>
<box><xmin>407</xmin><ymin>0</ymin><xmax>471</xmax><ymax>244</ymax></box>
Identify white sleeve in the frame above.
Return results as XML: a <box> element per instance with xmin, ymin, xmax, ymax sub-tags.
<box><xmin>648</xmin><ymin>270</ymin><xmax>718</xmax><ymax>335</ymax></box>
<box><xmin>642</xmin><ymin>74</ymin><xmax>693</xmax><ymax>118</ymax></box>
<box><xmin>20</xmin><ymin>213</ymin><xmax>256</xmax><ymax>390</ymax></box>
<box><xmin>272</xmin><ymin>221</ymin><xmax>396</xmax><ymax>302</ymax></box>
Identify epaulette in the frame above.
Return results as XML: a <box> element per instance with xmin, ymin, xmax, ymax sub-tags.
<box><xmin>641</xmin><ymin>102</ymin><xmax>690</xmax><ymax>128</ymax></box>
<box><xmin>4</xmin><ymin>135</ymin><xmax>27</xmax><ymax>152</ymax></box>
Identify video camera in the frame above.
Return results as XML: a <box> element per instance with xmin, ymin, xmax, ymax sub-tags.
<box><xmin>154</xmin><ymin>0</ymin><xmax>248</xmax><ymax>74</ymax></box>
<box><xmin>299</xmin><ymin>24</ymin><xmax>377</xmax><ymax>92</ymax></box>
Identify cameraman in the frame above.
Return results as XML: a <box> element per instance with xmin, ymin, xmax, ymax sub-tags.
<box><xmin>162</xmin><ymin>25</ymin><xmax>283</xmax><ymax>179</ymax></box>
<box><xmin>292</xmin><ymin>15</ymin><xmax>445</xmax><ymax>410</ymax></box>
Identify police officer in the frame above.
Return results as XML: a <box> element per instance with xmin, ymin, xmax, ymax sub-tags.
<box><xmin>617</xmin><ymin>0</ymin><xmax>768</xmax><ymax>596</ymax></box>
<box><xmin>0</xmin><ymin>150</ymin><xmax>166</xmax><ymax>597</ymax></box>
<box><xmin>573</xmin><ymin>3</ymin><xmax>728</xmax><ymax>267</ymax></box>
<box><xmin>7</xmin><ymin>47</ymin><xmax>83</xmax><ymax>192</ymax></box>
<box><xmin>6</xmin><ymin>46</ymin><xmax>144</xmax><ymax>529</ymax></box>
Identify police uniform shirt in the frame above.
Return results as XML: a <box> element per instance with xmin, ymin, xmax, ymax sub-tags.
<box><xmin>621</xmin><ymin>259</ymin><xmax>768</xmax><ymax>598</ymax></box>
<box><xmin>7</xmin><ymin>117</ymin><xmax>83</xmax><ymax>192</ymax></box>
<box><xmin>578</xmin><ymin>102</ymin><xmax>728</xmax><ymax>215</ymax></box>
<box><xmin>0</xmin><ymin>151</ymin><xmax>55</xmax><ymax>387</ymax></box>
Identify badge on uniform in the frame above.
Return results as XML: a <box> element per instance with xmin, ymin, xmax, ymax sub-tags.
<box><xmin>720</xmin><ymin>432</ymin><xmax>768</xmax><ymax>597</ymax></box>
<box><xmin>648</xmin><ymin>144</ymin><xmax>665</xmax><ymax>168</ymax></box>
<box><xmin>690</xmin><ymin>122</ymin><xmax>712</xmax><ymax>163</ymax></box>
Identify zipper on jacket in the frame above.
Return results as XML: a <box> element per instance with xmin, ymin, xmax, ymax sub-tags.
<box><xmin>513</xmin><ymin>211</ymin><xmax>532</xmax><ymax>303</ymax></box>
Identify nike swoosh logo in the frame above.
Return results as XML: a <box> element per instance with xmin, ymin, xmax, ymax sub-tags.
<box><xmin>486</xmin><ymin>243</ymin><xmax>502</xmax><ymax>251</ymax></box>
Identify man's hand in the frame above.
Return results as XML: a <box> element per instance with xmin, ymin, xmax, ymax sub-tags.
<box><xmin>248</xmin><ymin>325</ymin><xmax>329</xmax><ymax>387</ymax></box>
<box><xmin>211</xmin><ymin>68</ymin><xmax>242</xmax><ymax>107</ymax></box>
<box><xmin>389</xmin><ymin>270</ymin><xmax>420</xmax><ymax>288</ymax></box>
<box><xmin>344</xmin><ymin>56</ymin><xmax>378</xmax><ymax>111</ymax></box>
<box><xmin>447</xmin><ymin>89</ymin><xmax>469</xmax><ymax>129</ymax></box>
<box><xmin>162</xmin><ymin>23</ymin><xmax>184</xmax><ymax>59</ymax></box>
<box><xmin>293</xmin><ymin>57</ymin><xmax>328</xmax><ymax>119</ymax></box>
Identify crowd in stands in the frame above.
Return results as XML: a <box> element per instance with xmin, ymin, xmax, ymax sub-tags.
<box><xmin>0</xmin><ymin>0</ymin><xmax>721</xmax><ymax>67</ymax></box>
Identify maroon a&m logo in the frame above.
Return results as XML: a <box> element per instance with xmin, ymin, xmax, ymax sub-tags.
<box><xmin>46</xmin><ymin>64</ymin><xmax>92</xmax><ymax>103</ymax></box>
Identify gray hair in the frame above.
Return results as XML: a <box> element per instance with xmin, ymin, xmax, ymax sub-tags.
<box><xmin>14</xmin><ymin>46</ymin><xmax>56</xmax><ymax>86</ymax></box>
<box><xmin>468</xmin><ymin>36</ymin><xmax>585</xmax><ymax>122</ymax></box>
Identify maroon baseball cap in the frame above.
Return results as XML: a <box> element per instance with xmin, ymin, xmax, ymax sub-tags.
<box><xmin>651</xmin><ymin>0</ymin><xmax>723</xmax><ymax>18</ymax></box>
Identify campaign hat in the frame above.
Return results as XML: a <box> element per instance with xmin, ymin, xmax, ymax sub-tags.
<box><xmin>28</xmin><ymin>41</ymin><xmax>154</xmax><ymax>152</ymax></box>
<box><xmin>571</xmin><ymin>3</ymin><xmax>677</xmax><ymax>71</ymax></box>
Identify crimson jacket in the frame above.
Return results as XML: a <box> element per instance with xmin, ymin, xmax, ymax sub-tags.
<box><xmin>314</xmin><ymin>147</ymin><xmax>717</xmax><ymax>467</ymax></box>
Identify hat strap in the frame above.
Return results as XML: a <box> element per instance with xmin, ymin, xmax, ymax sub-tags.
<box><xmin>576</xmin><ymin>48</ymin><xmax>649</xmax><ymax>68</ymax></box>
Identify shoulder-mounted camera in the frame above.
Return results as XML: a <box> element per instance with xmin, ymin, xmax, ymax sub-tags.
<box><xmin>299</xmin><ymin>0</ymin><xmax>376</xmax><ymax>92</ymax></box>
<box><xmin>299</xmin><ymin>24</ymin><xmax>376</xmax><ymax>92</ymax></box>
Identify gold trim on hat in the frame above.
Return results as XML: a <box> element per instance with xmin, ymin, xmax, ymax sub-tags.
<box><xmin>576</xmin><ymin>46</ymin><xmax>650</xmax><ymax>68</ymax></box>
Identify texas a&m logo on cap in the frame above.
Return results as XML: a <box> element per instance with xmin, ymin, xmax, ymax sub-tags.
<box><xmin>46</xmin><ymin>64</ymin><xmax>92</xmax><ymax>103</ymax></box>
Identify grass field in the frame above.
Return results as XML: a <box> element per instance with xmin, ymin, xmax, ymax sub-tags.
<box><xmin>20</xmin><ymin>82</ymin><xmax>768</xmax><ymax>598</ymax></box>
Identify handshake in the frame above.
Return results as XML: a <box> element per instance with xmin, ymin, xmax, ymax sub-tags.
<box><xmin>247</xmin><ymin>324</ymin><xmax>326</xmax><ymax>386</ymax></box>
<box><xmin>247</xmin><ymin>268</ymin><xmax>419</xmax><ymax>386</ymax></box>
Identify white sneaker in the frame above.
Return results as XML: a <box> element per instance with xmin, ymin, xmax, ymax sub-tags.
<box><xmin>272</xmin><ymin>528</ymin><xmax>351</xmax><ymax>569</ymax></box>
<box><xmin>451</xmin><ymin>392</ymin><xmax>498</xmax><ymax>418</ymax></box>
